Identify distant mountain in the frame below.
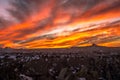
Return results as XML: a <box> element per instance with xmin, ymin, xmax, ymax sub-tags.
<box><xmin>0</xmin><ymin>45</ymin><xmax>120</xmax><ymax>55</ymax></box>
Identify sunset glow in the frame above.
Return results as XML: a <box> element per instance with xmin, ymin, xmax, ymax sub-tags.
<box><xmin>0</xmin><ymin>0</ymin><xmax>120</xmax><ymax>48</ymax></box>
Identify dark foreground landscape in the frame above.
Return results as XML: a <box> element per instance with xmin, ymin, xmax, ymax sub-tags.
<box><xmin>0</xmin><ymin>45</ymin><xmax>120</xmax><ymax>80</ymax></box>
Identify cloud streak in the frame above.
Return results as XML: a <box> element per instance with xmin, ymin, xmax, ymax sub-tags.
<box><xmin>0</xmin><ymin>0</ymin><xmax>120</xmax><ymax>48</ymax></box>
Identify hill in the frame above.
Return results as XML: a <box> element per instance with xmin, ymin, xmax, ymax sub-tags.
<box><xmin>0</xmin><ymin>45</ymin><xmax>120</xmax><ymax>56</ymax></box>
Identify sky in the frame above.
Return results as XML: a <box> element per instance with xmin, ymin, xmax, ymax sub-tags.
<box><xmin>0</xmin><ymin>0</ymin><xmax>120</xmax><ymax>48</ymax></box>
<box><xmin>0</xmin><ymin>0</ymin><xmax>10</xmax><ymax>18</ymax></box>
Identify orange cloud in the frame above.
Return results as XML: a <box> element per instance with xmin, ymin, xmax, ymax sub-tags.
<box><xmin>0</xmin><ymin>0</ymin><xmax>120</xmax><ymax>48</ymax></box>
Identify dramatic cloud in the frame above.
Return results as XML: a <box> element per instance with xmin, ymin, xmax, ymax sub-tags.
<box><xmin>0</xmin><ymin>0</ymin><xmax>120</xmax><ymax>48</ymax></box>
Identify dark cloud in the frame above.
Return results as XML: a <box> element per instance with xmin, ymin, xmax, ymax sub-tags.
<box><xmin>0</xmin><ymin>17</ymin><xmax>12</xmax><ymax>28</ymax></box>
<box><xmin>15</xmin><ymin>33</ymin><xmax>56</xmax><ymax>44</ymax></box>
<box><xmin>8</xmin><ymin>0</ymin><xmax>49</xmax><ymax>22</ymax></box>
<box><xmin>88</xmin><ymin>36</ymin><xmax>120</xmax><ymax>44</ymax></box>
<box><xmin>61</xmin><ymin>0</ymin><xmax>102</xmax><ymax>8</ymax></box>
<box><xmin>13</xmin><ymin>18</ymin><xmax>52</xmax><ymax>38</ymax></box>
<box><xmin>92</xmin><ymin>1</ymin><xmax>120</xmax><ymax>16</ymax></box>
<box><xmin>78</xmin><ymin>36</ymin><xmax>120</xmax><ymax>46</ymax></box>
